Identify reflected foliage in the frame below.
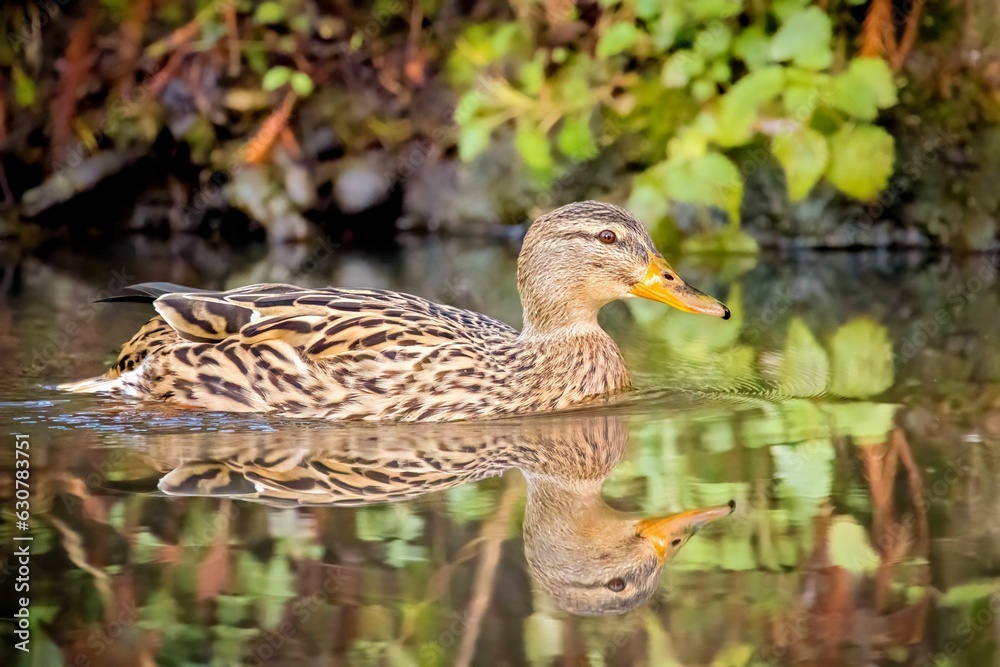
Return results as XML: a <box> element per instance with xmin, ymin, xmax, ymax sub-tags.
<box><xmin>1</xmin><ymin>248</ymin><xmax>999</xmax><ymax>665</ymax></box>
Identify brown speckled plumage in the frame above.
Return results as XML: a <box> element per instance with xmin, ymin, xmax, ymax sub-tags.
<box><xmin>61</xmin><ymin>202</ymin><xmax>728</xmax><ymax>421</ymax></box>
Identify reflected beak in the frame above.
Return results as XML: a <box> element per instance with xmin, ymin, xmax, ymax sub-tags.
<box><xmin>637</xmin><ymin>500</ymin><xmax>735</xmax><ymax>561</ymax></box>
<box><xmin>629</xmin><ymin>253</ymin><xmax>730</xmax><ymax>319</ymax></box>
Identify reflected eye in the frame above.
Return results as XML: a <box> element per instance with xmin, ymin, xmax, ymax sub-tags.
<box><xmin>598</xmin><ymin>230</ymin><xmax>617</xmax><ymax>244</ymax></box>
<box><xmin>607</xmin><ymin>577</ymin><xmax>626</xmax><ymax>592</ymax></box>
<box><xmin>671</xmin><ymin>538</ymin><xmax>682</xmax><ymax>547</ymax></box>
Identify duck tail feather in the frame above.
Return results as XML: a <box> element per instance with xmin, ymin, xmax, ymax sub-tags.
<box><xmin>96</xmin><ymin>282</ymin><xmax>210</xmax><ymax>304</ymax></box>
<box><xmin>56</xmin><ymin>375</ymin><xmax>119</xmax><ymax>393</ymax></box>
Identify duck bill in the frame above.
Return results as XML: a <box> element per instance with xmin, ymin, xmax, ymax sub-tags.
<box><xmin>637</xmin><ymin>501</ymin><xmax>735</xmax><ymax>561</ymax></box>
<box><xmin>629</xmin><ymin>254</ymin><xmax>730</xmax><ymax>319</ymax></box>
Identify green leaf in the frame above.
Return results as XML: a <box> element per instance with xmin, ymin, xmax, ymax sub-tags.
<box><xmin>692</xmin><ymin>79</ymin><xmax>717</xmax><ymax>103</ymax></box>
<box><xmin>636</xmin><ymin>0</ymin><xmax>663</xmax><ymax>21</ymax></box>
<box><xmin>783</xmin><ymin>80</ymin><xmax>827</xmax><ymax>122</ymax></box>
<box><xmin>825</xmin><ymin>124</ymin><xmax>895</xmax><ymax>200</ymax></box>
<box><xmin>770</xmin><ymin>7</ymin><xmax>833</xmax><ymax>70</ymax></box>
<box><xmin>772</xmin><ymin>127</ymin><xmax>829</xmax><ymax>200</ymax></box>
<box><xmin>557</xmin><ymin>115</ymin><xmax>598</xmax><ymax>160</ymax></box>
<box><xmin>940</xmin><ymin>581</ymin><xmax>997</xmax><ymax>607</ymax></box>
<box><xmin>829</xmin><ymin>76</ymin><xmax>877</xmax><ymax>120</ymax></box>
<box><xmin>12</xmin><ymin>67</ymin><xmax>36</xmax><ymax>107</ymax></box>
<box><xmin>515</xmin><ymin>121</ymin><xmax>554</xmax><ymax>172</ymax></box>
<box><xmin>695</xmin><ymin>24</ymin><xmax>732</xmax><ymax>60</ymax></box>
<box><xmin>290</xmin><ymin>72</ymin><xmax>314</xmax><ymax>97</ymax></box>
<box><xmin>520</xmin><ymin>54</ymin><xmax>545</xmax><ymax>96</ymax></box>
<box><xmin>490</xmin><ymin>23</ymin><xmax>520</xmax><ymax>59</ymax></box>
<box><xmin>828</xmin><ymin>517</ymin><xmax>880</xmax><ymax>574</ymax></box>
<box><xmin>733</xmin><ymin>25</ymin><xmax>771</xmax><ymax>71</ymax></box>
<box><xmin>681</xmin><ymin>226</ymin><xmax>759</xmax><ymax>253</ymax></box>
<box><xmin>850</xmin><ymin>58</ymin><xmax>898</xmax><ymax>108</ymax></box>
<box><xmin>716</xmin><ymin>66</ymin><xmax>785</xmax><ymax>146</ymax></box>
<box><xmin>627</xmin><ymin>179</ymin><xmax>671</xmax><ymax>225</ymax></box>
<box><xmin>772</xmin><ymin>0</ymin><xmax>812</xmax><ymax>20</ymax></box>
<box><xmin>652</xmin><ymin>8</ymin><xmax>684</xmax><ymax>50</ymax></box>
<box><xmin>824</xmin><ymin>402</ymin><xmax>897</xmax><ymax>445</ymax></box>
<box><xmin>661</xmin><ymin>50</ymin><xmax>705</xmax><ymax>88</ymax></box>
<box><xmin>689</xmin><ymin>0</ymin><xmax>743</xmax><ymax>20</ymax></box>
<box><xmin>453</xmin><ymin>90</ymin><xmax>484</xmax><ymax>124</ymax></box>
<box><xmin>778</xmin><ymin>318</ymin><xmax>829</xmax><ymax>396</ymax></box>
<box><xmin>457</xmin><ymin>120</ymin><xmax>492</xmax><ymax>161</ymax></box>
<box><xmin>771</xmin><ymin>440</ymin><xmax>834</xmax><ymax>525</ymax></box>
<box><xmin>828</xmin><ymin>317</ymin><xmax>895</xmax><ymax>398</ymax></box>
<box><xmin>525</xmin><ymin>613</ymin><xmax>563</xmax><ymax>663</ymax></box>
<box><xmin>828</xmin><ymin>58</ymin><xmax>898</xmax><ymax>120</ymax></box>
<box><xmin>596</xmin><ymin>22</ymin><xmax>639</xmax><ymax>58</ymax></box>
<box><xmin>662</xmin><ymin>152</ymin><xmax>743</xmax><ymax>222</ymax></box>
<box><xmin>707</xmin><ymin>60</ymin><xmax>732</xmax><ymax>83</ymax></box>
<box><xmin>253</xmin><ymin>1</ymin><xmax>285</xmax><ymax>24</ymax></box>
<box><xmin>262</xmin><ymin>66</ymin><xmax>292</xmax><ymax>91</ymax></box>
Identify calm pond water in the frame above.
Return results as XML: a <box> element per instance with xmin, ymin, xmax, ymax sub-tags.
<box><xmin>1</xmin><ymin>236</ymin><xmax>999</xmax><ymax>666</ymax></box>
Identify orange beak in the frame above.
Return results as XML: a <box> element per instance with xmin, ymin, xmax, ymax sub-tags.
<box><xmin>629</xmin><ymin>253</ymin><xmax>730</xmax><ymax>319</ymax></box>
<box><xmin>637</xmin><ymin>500</ymin><xmax>735</xmax><ymax>561</ymax></box>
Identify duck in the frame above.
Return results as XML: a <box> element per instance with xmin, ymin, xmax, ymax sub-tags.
<box><xmin>60</xmin><ymin>201</ymin><xmax>729</xmax><ymax>421</ymax></box>
<box><xmin>150</xmin><ymin>414</ymin><xmax>735</xmax><ymax>615</ymax></box>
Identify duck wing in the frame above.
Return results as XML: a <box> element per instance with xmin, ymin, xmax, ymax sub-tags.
<box><xmin>99</xmin><ymin>283</ymin><xmax>520</xmax><ymax>420</ymax></box>
<box><xmin>156</xmin><ymin>432</ymin><xmax>508</xmax><ymax>506</ymax></box>
<box><xmin>141</xmin><ymin>282</ymin><xmax>518</xmax><ymax>352</ymax></box>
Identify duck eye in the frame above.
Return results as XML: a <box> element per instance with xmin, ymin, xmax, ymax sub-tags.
<box><xmin>671</xmin><ymin>538</ymin><xmax>682</xmax><ymax>547</ymax></box>
<box><xmin>606</xmin><ymin>577</ymin><xmax>626</xmax><ymax>592</ymax></box>
<box><xmin>598</xmin><ymin>230</ymin><xmax>617</xmax><ymax>244</ymax></box>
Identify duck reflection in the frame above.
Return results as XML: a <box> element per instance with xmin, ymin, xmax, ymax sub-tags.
<box><xmin>153</xmin><ymin>414</ymin><xmax>733</xmax><ymax>615</ymax></box>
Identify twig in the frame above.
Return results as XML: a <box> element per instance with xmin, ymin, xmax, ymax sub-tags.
<box><xmin>146</xmin><ymin>44</ymin><xmax>192</xmax><ymax>100</ymax></box>
<box><xmin>116</xmin><ymin>0</ymin><xmax>153</xmax><ymax>98</ymax></box>
<box><xmin>144</xmin><ymin>4</ymin><xmax>214</xmax><ymax>58</ymax></box>
<box><xmin>891</xmin><ymin>0</ymin><xmax>924</xmax><ymax>72</ymax></box>
<box><xmin>454</xmin><ymin>476</ymin><xmax>524</xmax><ymax>667</ymax></box>
<box><xmin>243</xmin><ymin>91</ymin><xmax>296</xmax><ymax>165</ymax></box>
<box><xmin>50</xmin><ymin>6</ymin><xmax>97</xmax><ymax>168</ymax></box>
<box><xmin>859</xmin><ymin>0</ymin><xmax>896</xmax><ymax>59</ymax></box>
<box><xmin>0</xmin><ymin>73</ymin><xmax>10</xmax><ymax>206</ymax></box>
<box><xmin>223</xmin><ymin>1</ymin><xmax>241</xmax><ymax>77</ymax></box>
<box><xmin>890</xmin><ymin>427</ymin><xmax>929</xmax><ymax>553</ymax></box>
<box><xmin>0</xmin><ymin>161</ymin><xmax>13</xmax><ymax>207</ymax></box>
<box><xmin>405</xmin><ymin>0</ymin><xmax>426</xmax><ymax>86</ymax></box>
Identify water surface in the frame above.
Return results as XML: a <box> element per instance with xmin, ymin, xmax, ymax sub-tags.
<box><xmin>1</xmin><ymin>238</ymin><xmax>999</xmax><ymax>666</ymax></box>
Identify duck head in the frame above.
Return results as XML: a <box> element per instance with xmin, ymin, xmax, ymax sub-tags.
<box><xmin>523</xmin><ymin>486</ymin><xmax>734</xmax><ymax>615</ymax></box>
<box><xmin>517</xmin><ymin>201</ymin><xmax>730</xmax><ymax>334</ymax></box>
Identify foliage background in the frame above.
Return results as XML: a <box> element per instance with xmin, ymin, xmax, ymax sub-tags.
<box><xmin>0</xmin><ymin>0</ymin><xmax>999</xmax><ymax>252</ymax></box>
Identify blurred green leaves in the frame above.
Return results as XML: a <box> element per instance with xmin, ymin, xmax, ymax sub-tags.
<box><xmin>769</xmin><ymin>7</ymin><xmax>833</xmax><ymax>70</ymax></box>
<box><xmin>262</xmin><ymin>66</ymin><xmax>314</xmax><ymax>97</ymax></box>
<box><xmin>449</xmin><ymin>1</ymin><xmax>899</xmax><ymax>244</ymax></box>
<box><xmin>828</xmin><ymin>517</ymin><xmax>880</xmax><ymax>574</ymax></box>
<box><xmin>826</xmin><ymin>125</ymin><xmax>896</xmax><ymax>200</ymax></box>
<box><xmin>828</xmin><ymin>317</ymin><xmax>895</xmax><ymax>398</ymax></box>
<box><xmin>772</xmin><ymin>128</ymin><xmax>828</xmax><ymax>201</ymax></box>
<box><xmin>829</xmin><ymin>58</ymin><xmax>898</xmax><ymax>121</ymax></box>
<box><xmin>662</xmin><ymin>152</ymin><xmax>743</xmax><ymax>224</ymax></box>
<box><xmin>597</xmin><ymin>23</ymin><xmax>640</xmax><ymax>58</ymax></box>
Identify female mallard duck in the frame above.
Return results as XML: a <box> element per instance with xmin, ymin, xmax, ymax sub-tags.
<box><xmin>61</xmin><ymin>201</ymin><xmax>729</xmax><ymax>421</ymax></box>
<box><xmin>151</xmin><ymin>414</ymin><xmax>734</xmax><ymax>615</ymax></box>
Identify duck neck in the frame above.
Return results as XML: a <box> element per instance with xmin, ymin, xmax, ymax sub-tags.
<box><xmin>519</xmin><ymin>300</ymin><xmax>604</xmax><ymax>338</ymax></box>
<box><xmin>522</xmin><ymin>475</ymin><xmax>625</xmax><ymax>539</ymax></box>
<box><xmin>510</xmin><ymin>324</ymin><xmax>630</xmax><ymax>403</ymax></box>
